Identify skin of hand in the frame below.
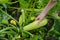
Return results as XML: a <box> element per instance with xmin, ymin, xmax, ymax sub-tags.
<box><xmin>35</xmin><ymin>0</ymin><xmax>57</xmax><ymax>23</ymax></box>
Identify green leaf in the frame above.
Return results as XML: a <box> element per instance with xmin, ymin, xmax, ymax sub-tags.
<box><xmin>54</xmin><ymin>19</ymin><xmax>60</xmax><ymax>32</ymax></box>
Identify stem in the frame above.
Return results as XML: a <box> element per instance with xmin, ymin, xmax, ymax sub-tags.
<box><xmin>23</xmin><ymin>30</ymin><xmax>34</xmax><ymax>37</ymax></box>
<box><xmin>0</xmin><ymin>27</ymin><xmax>12</xmax><ymax>33</ymax></box>
<box><xmin>8</xmin><ymin>7</ymin><xmax>43</xmax><ymax>12</ymax></box>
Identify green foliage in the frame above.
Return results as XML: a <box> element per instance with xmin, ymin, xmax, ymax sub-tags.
<box><xmin>0</xmin><ymin>12</ymin><xmax>9</xmax><ymax>25</ymax></box>
<box><xmin>0</xmin><ymin>0</ymin><xmax>60</xmax><ymax>40</ymax></box>
<box><xmin>0</xmin><ymin>0</ymin><xmax>9</xmax><ymax>4</ymax></box>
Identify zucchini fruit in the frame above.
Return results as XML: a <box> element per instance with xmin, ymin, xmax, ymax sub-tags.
<box><xmin>23</xmin><ymin>19</ymin><xmax>48</xmax><ymax>31</ymax></box>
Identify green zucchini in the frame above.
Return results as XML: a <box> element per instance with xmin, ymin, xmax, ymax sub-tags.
<box><xmin>23</xmin><ymin>19</ymin><xmax>48</xmax><ymax>31</ymax></box>
<box><xmin>19</xmin><ymin>9</ymin><xmax>26</xmax><ymax>26</ymax></box>
<box><xmin>19</xmin><ymin>15</ymin><xmax>23</xmax><ymax>26</ymax></box>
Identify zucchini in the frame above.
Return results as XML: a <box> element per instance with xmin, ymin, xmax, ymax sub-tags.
<box><xmin>23</xmin><ymin>19</ymin><xmax>48</xmax><ymax>31</ymax></box>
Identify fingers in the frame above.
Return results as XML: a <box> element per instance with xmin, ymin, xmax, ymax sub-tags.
<box><xmin>35</xmin><ymin>13</ymin><xmax>46</xmax><ymax>22</ymax></box>
<box><xmin>35</xmin><ymin>0</ymin><xmax>56</xmax><ymax>22</ymax></box>
<box><xmin>35</xmin><ymin>15</ymin><xmax>40</xmax><ymax>21</ymax></box>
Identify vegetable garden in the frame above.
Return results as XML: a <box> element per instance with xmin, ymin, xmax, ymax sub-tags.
<box><xmin>0</xmin><ymin>0</ymin><xmax>60</xmax><ymax>40</ymax></box>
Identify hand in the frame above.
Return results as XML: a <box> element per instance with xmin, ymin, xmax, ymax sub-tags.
<box><xmin>35</xmin><ymin>0</ymin><xmax>56</xmax><ymax>22</ymax></box>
